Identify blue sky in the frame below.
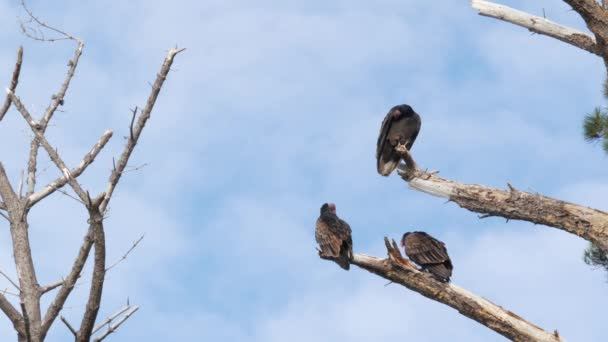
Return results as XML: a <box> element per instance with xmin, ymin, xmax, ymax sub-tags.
<box><xmin>0</xmin><ymin>0</ymin><xmax>607</xmax><ymax>341</ymax></box>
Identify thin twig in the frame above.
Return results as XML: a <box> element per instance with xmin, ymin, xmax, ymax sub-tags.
<box><xmin>19</xmin><ymin>0</ymin><xmax>80</xmax><ymax>42</ymax></box>
<box><xmin>40</xmin><ymin>278</ymin><xmax>65</xmax><ymax>295</ymax></box>
<box><xmin>0</xmin><ymin>46</ymin><xmax>23</xmax><ymax>121</ymax></box>
<box><xmin>129</xmin><ymin>107</ymin><xmax>137</xmax><ymax>141</ymax></box>
<box><xmin>105</xmin><ymin>235</ymin><xmax>144</xmax><ymax>272</ymax></box>
<box><xmin>92</xmin><ymin>306</ymin><xmax>139</xmax><ymax>342</ymax></box>
<box><xmin>60</xmin><ymin>316</ymin><xmax>77</xmax><ymax>337</ymax></box>
<box><xmin>92</xmin><ymin>305</ymin><xmax>131</xmax><ymax>334</ymax></box>
<box><xmin>0</xmin><ymin>269</ymin><xmax>20</xmax><ymax>291</ymax></box>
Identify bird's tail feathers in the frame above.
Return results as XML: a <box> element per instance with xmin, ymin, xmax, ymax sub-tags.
<box><xmin>427</xmin><ymin>264</ymin><xmax>451</xmax><ymax>282</ymax></box>
<box><xmin>378</xmin><ymin>159</ymin><xmax>399</xmax><ymax>176</ymax></box>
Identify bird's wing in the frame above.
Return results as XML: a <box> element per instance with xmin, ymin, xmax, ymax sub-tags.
<box><xmin>376</xmin><ymin>107</ymin><xmax>401</xmax><ymax>159</ymax></box>
<box><xmin>405</xmin><ymin>112</ymin><xmax>422</xmax><ymax>150</ymax></box>
<box><xmin>315</xmin><ymin>218</ymin><xmax>341</xmax><ymax>258</ymax></box>
<box><xmin>405</xmin><ymin>232</ymin><xmax>450</xmax><ymax>265</ymax></box>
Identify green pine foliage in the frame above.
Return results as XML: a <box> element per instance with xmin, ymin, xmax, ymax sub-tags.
<box><xmin>583</xmin><ymin>108</ymin><xmax>606</xmax><ymax>141</ymax></box>
<box><xmin>582</xmin><ymin>81</ymin><xmax>608</xmax><ymax>276</ymax></box>
<box><xmin>583</xmin><ymin>243</ymin><xmax>608</xmax><ymax>273</ymax></box>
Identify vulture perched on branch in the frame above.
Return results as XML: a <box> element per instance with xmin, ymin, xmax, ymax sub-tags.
<box><xmin>376</xmin><ymin>104</ymin><xmax>421</xmax><ymax>176</ymax></box>
<box><xmin>401</xmin><ymin>231</ymin><xmax>453</xmax><ymax>282</ymax></box>
<box><xmin>315</xmin><ymin>203</ymin><xmax>353</xmax><ymax>270</ymax></box>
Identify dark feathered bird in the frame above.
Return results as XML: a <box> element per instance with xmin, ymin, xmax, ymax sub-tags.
<box><xmin>315</xmin><ymin>203</ymin><xmax>353</xmax><ymax>270</ymax></box>
<box><xmin>376</xmin><ymin>104</ymin><xmax>421</xmax><ymax>176</ymax></box>
<box><xmin>401</xmin><ymin>231</ymin><xmax>453</xmax><ymax>282</ymax></box>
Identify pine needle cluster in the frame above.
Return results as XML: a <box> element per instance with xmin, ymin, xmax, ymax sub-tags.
<box><xmin>583</xmin><ymin>242</ymin><xmax>608</xmax><ymax>273</ymax></box>
<box><xmin>583</xmin><ymin>108</ymin><xmax>608</xmax><ymax>151</ymax></box>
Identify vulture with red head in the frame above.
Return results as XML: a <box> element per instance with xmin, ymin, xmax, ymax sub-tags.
<box><xmin>315</xmin><ymin>203</ymin><xmax>353</xmax><ymax>270</ymax></box>
<box><xmin>401</xmin><ymin>231</ymin><xmax>452</xmax><ymax>282</ymax></box>
<box><xmin>376</xmin><ymin>104</ymin><xmax>421</xmax><ymax>176</ymax></box>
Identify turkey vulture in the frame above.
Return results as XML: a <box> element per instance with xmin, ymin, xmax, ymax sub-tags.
<box><xmin>315</xmin><ymin>203</ymin><xmax>353</xmax><ymax>270</ymax></box>
<box><xmin>376</xmin><ymin>104</ymin><xmax>421</xmax><ymax>176</ymax></box>
<box><xmin>401</xmin><ymin>231</ymin><xmax>452</xmax><ymax>282</ymax></box>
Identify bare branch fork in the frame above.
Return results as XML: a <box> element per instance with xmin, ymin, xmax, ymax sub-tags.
<box><xmin>0</xmin><ymin>5</ymin><xmax>185</xmax><ymax>339</ymax></box>
<box><xmin>321</xmin><ymin>238</ymin><xmax>563</xmax><ymax>342</ymax></box>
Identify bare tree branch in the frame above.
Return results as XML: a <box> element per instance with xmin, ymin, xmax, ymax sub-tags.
<box><xmin>77</xmin><ymin>206</ymin><xmax>106</xmax><ymax>342</ymax></box>
<box><xmin>0</xmin><ymin>292</ymin><xmax>24</xmax><ymax>337</ymax></box>
<box><xmin>92</xmin><ymin>306</ymin><xmax>139</xmax><ymax>342</ymax></box>
<box><xmin>19</xmin><ymin>0</ymin><xmax>80</xmax><ymax>42</ymax></box>
<box><xmin>327</xmin><ymin>237</ymin><xmax>564</xmax><ymax>342</ymax></box>
<box><xmin>60</xmin><ymin>315</ymin><xmax>77</xmax><ymax>337</ymax></box>
<box><xmin>41</xmin><ymin>219</ymin><xmax>96</xmax><ymax>338</ymax></box>
<box><xmin>0</xmin><ymin>163</ymin><xmax>18</xmax><ymax>208</ymax></box>
<box><xmin>39</xmin><ymin>279</ymin><xmax>64</xmax><ymax>295</ymax></box>
<box><xmin>99</xmin><ymin>47</ymin><xmax>186</xmax><ymax>213</ymax></box>
<box><xmin>105</xmin><ymin>235</ymin><xmax>144</xmax><ymax>272</ymax></box>
<box><xmin>0</xmin><ymin>163</ymin><xmax>43</xmax><ymax>339</ymax></box>
<box><xmin>0</xmin><ymin>269</ymin><xmax>20</xmax><ymax>291</ymax></box>
<box><xmin>24</xmin><ymin>35</ymin><xmax>83</xmax><ymax>197</ymax></box>
<box><xmin>27</xmin><ymin>130</ymin><xmax>113</xmax><ymax>207</ymax></box>
<box><xmin>8</xmin><ymin>91</ymin><xmax>90</xmax><ymax>205</ymax></box>
<box><xmin>471</xmin><ymin>0</ymin><xmax>600</xmax><ymax>55</ymax></box>
<box><xmin>0</xmin><ymin>46</ymin><xmax>23</xmax><ymax>122</ymax></box>
<box><xmin>398</xmin><ymin>166</ymin><xmax>608</xmax><ymax>251</ymax></box>
<box><xmin>92</xmin><ymin>304</ymin><xmax>131</xmax><ymax>335</ymax></box>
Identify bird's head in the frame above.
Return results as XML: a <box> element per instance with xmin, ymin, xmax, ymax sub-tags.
<box><xmin>393</xmin><ymin>104</ymin><xmax>414</xmax><ymax>117</ymax></box>
<box><xmin>320</xmin><ymin>203</ymin><xmax>336</xmax><ymax>215</ymax></box>
<box><xmin>400</xmin><ymin>232</ymin><xmax>411</xmax><ymax>247</ymax></box>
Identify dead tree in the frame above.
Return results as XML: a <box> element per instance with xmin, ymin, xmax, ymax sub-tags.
<box><xmin>0</xmin><ymin>6</ymin><xmax>184</xmax><ymax>342</ymax></box>
<box><xmin>318</xmin><ymin>1</ymin><xmax>608</xmax><ymax>341</ymax></box>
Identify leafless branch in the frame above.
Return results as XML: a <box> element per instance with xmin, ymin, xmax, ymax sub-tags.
<box><xmin>0</xmin><ymin>163</ymin><xmax>18</xmax><ymax>213</ymax></box>
<box><xmin>0</xmin><ymin>293</ymin><xmax>24</xmax><ymax>337</ymax></box>
<box><xmin>77</xmin><ymin>207</ymin><xmax>106</xmax><ymax>342</ymax></box>
<box><xmin>0</xmin><ymin>46</ymin><xmax>23</xmax><ymax>122</ymax></box>
<box><xmin>0</xmin><ymin>269</ymin><xmax>20</xmax><ymax>291</ymax></box>
<box><xmin>19</xmin><ymin>0</ymin><xmax>80</xmax><ymax>42</ymax></box>
<box><xmin>41</xmin><ymin>217</ymin><xmax>97</xmax><ymax>337</ymax></box>
<box><xmin>40</xmin><ymin>278</ymin><xmax>65</xmax><ymax>295</ymax></box>
<box><xmin>17</xmin><ymin>170</ymin><xmax>24</xmax><ymax>199</ymax></box>
<box><xmin>60</xmin><ymin>315</ymin><xmax>77</xmax><ymax>337</ymax></box>
<box><xmin>23</xmin><ymin>27</ymin><xmax>83</xmax><ymax>197</ymax></box>
<box><xmin>324</xmin><ymin>237</ymin><xmax>564</xmax><ymax>342</ymax></box>
<box><xmin>8</xmin><ymin>91</ymin><xmax>90</xmax><ymax>205</ymax></box>
<box><xmin>92</xmin><ymin>306</ymin><xmax>139</xmax><ymax>342</ymax></box>
<box><xmin>106</xmin><ymin>235</ymin><xmax>144</xmax><ymax>272</ymax></box>
<box><xmin>471</xmin><ymin>0</ymin><xmax>600</xmax><ymax>55</ymax></box>
<box><xmin>398</xmin><ymin>166</ymin><xmax>608</xmax><ymax>251</ymax></box>
<box><xmin>99</xmin><ymin>47</ymin><xmax>186</xmax><ymax>213</ymax></box>
<box><xmin>129</xmin><ymin>107</ymin><xmax>137</xmax><ymax>141</ymax></box>
<box><xmin>92</xmin><ymin>304</ymin><xmax>131</xmax><ymax>335</ymax></box>
<box><xmin>27</xmin><ymin>130</ymin><xmax>113</xmax><ymax>207</ymax></box>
